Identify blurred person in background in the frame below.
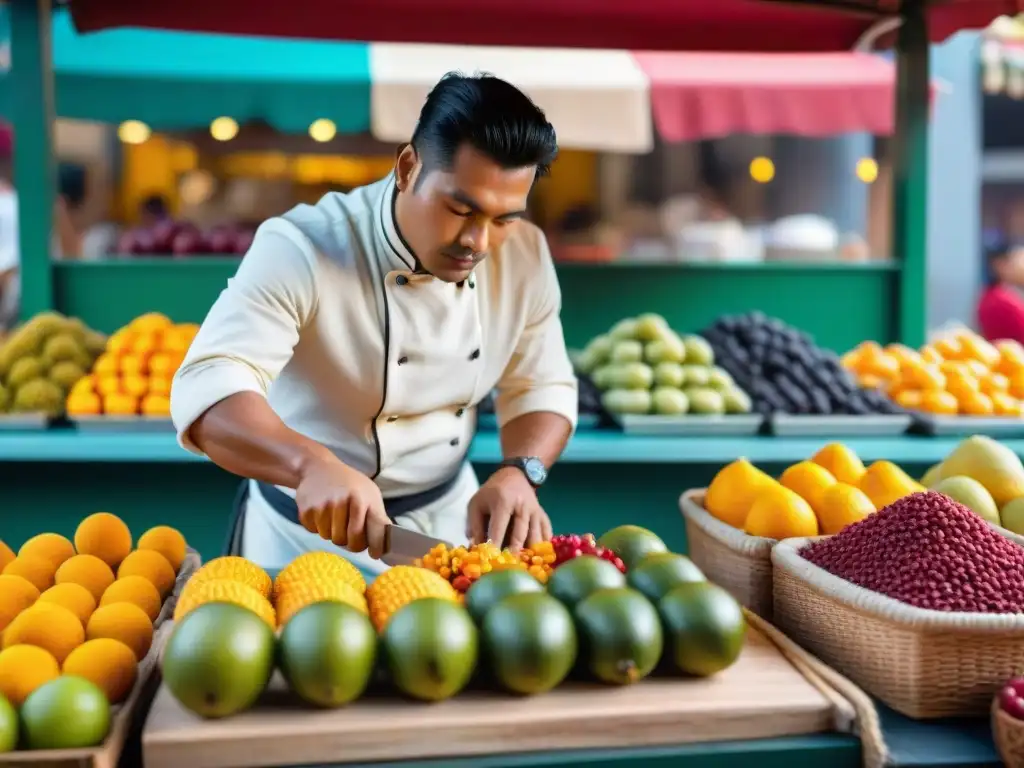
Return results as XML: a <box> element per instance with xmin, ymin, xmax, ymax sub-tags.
<box><xmin>978</xmin><ymin>242</ymin><xmax>1024</xmax><ymax>343</ymax></box>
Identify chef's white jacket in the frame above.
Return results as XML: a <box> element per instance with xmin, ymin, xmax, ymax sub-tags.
<box><xmin>170</xmin><ymin>174</ymin><xmax>578</xmax><ymax>498</ymax></box>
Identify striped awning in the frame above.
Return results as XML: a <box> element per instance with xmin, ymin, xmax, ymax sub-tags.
<box><xmin>0</xmin><ymin>8</ymin><xmax>936</xmax><ymax>150</ymax></box>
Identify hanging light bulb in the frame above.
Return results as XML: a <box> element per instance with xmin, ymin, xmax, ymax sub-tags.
<box><xmin>749</xmin><ymin>156</ymin><xmax>775</xmax><ymax>184</ymax></box>
<box><xmin>117</xmin><ymin>120</ymin><xmax>151</xmax><ymax>145</ymax></box>
<box><xmin>210</xmin><ymin>117</ymin><xmax>239</xmax><ymax>142</ymax></box>
<box><xmin>855</xmin><ymin>158</ymin><xmax>879</xmax><ymax>184</ymax></box>
<box><xmin>308</xmin><ymin>119</ymin><xmax>337</xmax><ymax>143</ymax></box>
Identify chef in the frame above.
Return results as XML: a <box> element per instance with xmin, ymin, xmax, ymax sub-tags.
<box><xmin>170</xmin><ymin>73</ymin><xmax>578</xmax><ymax>573</ymax></box>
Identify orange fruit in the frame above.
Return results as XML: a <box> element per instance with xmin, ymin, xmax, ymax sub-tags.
<box><xmin>92</xmin><ymin>353</ymin><xmax>119</xmax><ymax>376</ymax></box>
<box><xmin>885</xmin><ymin>344</ymin><xmax>921</xmax><ymax>367</ymax></box>
<box><xmin>959</xmin><ymin>333</ymin><xmax>1000</xmax><ymax>367</ymax></box>
<box><xmin>103</xmin><ymin>393</ymin><xmax>139</xmax><ymax>416</ymax></box>
<box><xmin>0</xmin><ymin>645</ymin><xmax>60</xmax><ymax>707</ymax></box>
<box><xmin>19</xmin><ymin>534</ymin><xmax>75</xmax><ymax>569</ymax></box>
<box><xmin>818</xmin><ymin>483</ymin><xmax>875</xmax><ymax>535</ymax></box>
<box><xmin>119</xmin><ymin>354</ymin><xmax>148</xmax><ymax>377</ymax></box>
<box><xmin>118</xmin><ymin>550</ymin><xmax>175</xmax><ymax>597</ymax></box>
<box><xmin>919</xmin><ymin>345</ymin><xmax>943</xmax><ymax>364</ymax></box>
<box><xmin>148</xmin><ymin>377</ymin><xmax>171</xmax><ymax>397</ymax></box>
<box><xmin>1010</xmin><ymin>370</ymin><xmax>1024</xmax><ymax>400</ymax></box>
<box><xmin>992</xmin><ymin>392</ymin><xmax>1022</xmax><ymax>417</ymax></box>
<box><xmin>959</xmin><ymin>390</ymin><xmax>995</xmax><ymax>417</ymax></box>
<box><xmin>0</xmin><ymin>541</ymin><xmax>13</xmax><ymax>573</ymax></box>
<box><xmin>96</xmin><ymin>376</ymin><xmax>122</xmax><ymax>397</ymax></box>
<box><xmin>66</xmin><ymin>391</ymin><xmax>102</xmax><ymax>416</ymax></box>
<box><xmin>981</xmin><ymin>373</ymin><xmax>1010</xmax><ymax>395</ymax></box>
<box><xmin>902</xmin><ymin>363</ymin><xmax>946</xmax><ymax>391</ymax></box>
<box><xmin>130</xmin><ymin>312</ymin><xmax>172</xmax><ymax>334</ymax></box>
<box><xmin>70</xmin><ymin>375</ymin><xmax>96</xmax><ymax>396</ymax></box>
<box><xmin>75</xmin><ymin>513</ymin><xmax>133</xmax><ymax>570</ymax></box>
<box><xmin>3</xmin><ymin>556</ymin><xmax>56</xmax><ymax>592</ymax></box>
<box><xmin>934</xmin><ymin>337</ymin><xmax>964</xmax><ymax>360</ymax></box>
<box><xmin>997</xmin><ymin>339</ymin><xmax>1024</xmax><ymax>370</ymax></box>
<box><xmin>743</xmin><ymin>485</ymin><xmax>819</xmax><ymax>539</ymax></box>
<box><xmin>859</xmin><ymin>374</ymin><xmax>886</xmax><ymax>390</ymax></box>
<box><xmin>137</xmin><ymin>526</ymin><xmax>187</xmax><ymax>573</ymax></box>
<box><xmin>965</xmin><ymin>360</ymin><xmax>991</xmax><ymax>378</ymax></box>
<box><xmin>3</xmin><ymin>602</ymin><xmax>85</xmax><ymax>664</ymax></box>
<box><xmin>780</xmin><ymin>461</ymin><xmax>837</xmax><ymax>514</ymax></box>
<box><xmin>55</xmin><ymin>554</ymin><xmax>116</xmax><ymax>602</ymax></box>
<box><xmin>101</xmin><ymin>576</ymin><xmax>162</xmax><ymax>622</ymax></box>
<box><xmin>122</xmin><ymin>375</ymin><xmax>149</xmax><ymax>398</ymax></box>
<box><xmin>148</xmin><ymin>352</ymin><xmax>184</xmax><ymax>378</ymax></box>
<box><xmin>86</xmin><ymin>603</ymin><xmax>153</xmax><ymax>661</ymax></box>
<box><xmin>862</xmin><ymin>354</ymin><xmax>900</xmax><ymax>380</ymax></box>
<box><xmin>140</xmin><ymin>394</ymin><xmax>171</xmax><ymax>417</ymax></box>
<box><xmin>919</xmin><ymin>390</ymin><xmax>958</xmax><ymax>416</ymax></box>
<box><xmin>809</xmin><ymin>443</ymin><xmax>866</xmax><ymax>487</ymax></box>
<box><xmin>130</xmin><ymin>333</ymin><xmax>160</xmax><ymax>357</ymax></box>
<box><xmin>62</xmin><ymin>638</ymin><xmax>138</xmax><ymax>704</ymax></box>
<box><xmin>0</xmin><ymin>574</ymin><xmax>41</xmax><ymax>633</ymax></box>
<box><xmin>893</xmin><ymin>389</ymin><xmax>923</xmax><ymax>410</ymax></box>
<box><xmin>37</xmin><ymin>582</ymin><xmax>97</xmax><ymax>625</ymax></box>
<box><xmin>105</xmin><ymin>329</ymin><xmax>136</xmax><ymax>356</ymax></box>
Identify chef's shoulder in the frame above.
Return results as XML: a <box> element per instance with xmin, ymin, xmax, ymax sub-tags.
<box><xmin>491</xmin><ymin>219</ymin><xmax>560</xmax><ymax>296</ymax></box>
<box><xmin>249</xmin><ymin>190</ymin><xmax>371</xmax><ymax>274</ymax></box>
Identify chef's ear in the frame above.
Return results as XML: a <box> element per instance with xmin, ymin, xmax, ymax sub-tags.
<box><xmin>395</xmin><ymin>144</ymin><xmax>419</xmax><ymax>193</ymax></box>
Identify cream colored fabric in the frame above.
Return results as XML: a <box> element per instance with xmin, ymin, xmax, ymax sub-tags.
<box><xmin>171</xmin><ymin>174</ymin><xmax>578</xmax><ymax>498</ymax></box>
<box><xmin>370</xmin><ymin>44</ymin><xmax>653</xmax><ymax>153</ymax></box>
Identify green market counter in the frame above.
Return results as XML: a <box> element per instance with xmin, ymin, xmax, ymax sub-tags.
<box><xmin>0</xmin><ymin>428</ymin><xmax>998</xmax><ymax>561</ymax></box>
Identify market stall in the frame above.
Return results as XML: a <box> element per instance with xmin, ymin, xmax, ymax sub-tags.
<box><xmin>1</xmin><ymin>0</ymin><xmax>1022</xmax><ymax>766</ymax></box>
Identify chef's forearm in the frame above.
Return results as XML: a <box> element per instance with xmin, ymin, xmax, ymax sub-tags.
<box><xmin>189</xmin><ymin>392</ymin><xmax>335</xmax><ymax>489</ymax></box>
<box><xmin>498</xmin><ymin>411</ymin><xmax>572</xmax><ymax>468</ymax></box>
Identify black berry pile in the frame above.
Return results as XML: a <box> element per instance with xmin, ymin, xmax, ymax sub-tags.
<box><xmin>701</xmin><ymin>312</ymin><xmax>903</xmax><ymax>416</ymax></box>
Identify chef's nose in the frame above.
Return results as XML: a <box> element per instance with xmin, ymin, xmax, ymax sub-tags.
<box><xmin>459</xmin><ymin>220</ymin><xmax>488</xmax><ymax>254</ymax></box>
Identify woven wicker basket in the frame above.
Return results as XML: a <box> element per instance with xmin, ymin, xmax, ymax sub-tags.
<box><xmin>679</xmin><ymin>489</ymin><xmax>777</xmax><ymax>620</ymax></box>
<box><xmin>773</xmin><ymin>537</ymin><xmax>1024</xmax><ymax>719</ymax></box>
<box><xmin>993</xmin><ymin>699</ymin><xmax>1024</xmax><ymax>767</ymax></box>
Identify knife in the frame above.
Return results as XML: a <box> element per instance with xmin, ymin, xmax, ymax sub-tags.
<box><xmin>381</xmin><ymin>525</ymin><xmax>452</xmax><ymax>566</ymax></box>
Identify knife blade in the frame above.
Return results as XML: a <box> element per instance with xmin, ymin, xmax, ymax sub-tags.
<box><xmin>381</xmin><ymin>525</ymin><xmax>451</xmax><ymax>566</ymax></box>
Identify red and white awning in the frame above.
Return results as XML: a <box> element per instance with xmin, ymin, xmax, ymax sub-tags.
<box><xmin>370</xmin><ymin>45</ymin><xmax>933</xmax><ymax>152</ymax></box>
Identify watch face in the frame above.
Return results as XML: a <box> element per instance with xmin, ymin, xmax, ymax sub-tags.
<box><xmin>524</xmin><ymin>458</ymin><xmax>547</xmax><ymax>485</ymax></box>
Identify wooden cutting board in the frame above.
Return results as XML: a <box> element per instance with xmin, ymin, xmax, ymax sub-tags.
<box><xmin>142</xmin><ymin>626</ymin><xmax>835</xmax><ymax>768</ymax></box>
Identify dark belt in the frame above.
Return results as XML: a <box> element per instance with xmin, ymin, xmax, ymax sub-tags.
<box><xmin>255</xmin><ymin>465</ymin><xmax>464</xmax><ymax>525</ymax></box>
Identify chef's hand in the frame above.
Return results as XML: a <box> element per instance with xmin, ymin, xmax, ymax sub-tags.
<box><xmin>467</xmin><ymin>467</ymin><xmax>552</xmax><ymax>553</ymax></box>
<box><xmin>295</xmin><ymin>456</ymin><xmax>389</xmax><ymax>559</ymax></box>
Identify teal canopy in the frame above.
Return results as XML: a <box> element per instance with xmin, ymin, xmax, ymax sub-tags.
<box><xmin>0</xmin><ymin>7</ymin><xmax>372</xmax><ymax>133</ymax></box>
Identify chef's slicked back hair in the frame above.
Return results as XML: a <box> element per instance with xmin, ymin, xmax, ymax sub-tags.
<box><xmin>411</xmin><ymin>72</ymin><xmax>558</xmax><ymax>188</ymax></box>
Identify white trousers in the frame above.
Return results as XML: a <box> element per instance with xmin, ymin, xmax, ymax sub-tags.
<box><xmin>240</xmin><ymin>463</ymin><xmax>478</xmax><ymax>578</ymax></box>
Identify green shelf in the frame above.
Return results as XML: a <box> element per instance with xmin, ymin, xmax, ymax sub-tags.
<box><xmin>0</xmin><ymin>428</ymin><xmax>992</xmax><ymax>465</ymax></box>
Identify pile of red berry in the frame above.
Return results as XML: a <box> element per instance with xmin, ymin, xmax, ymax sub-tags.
<box><xmin>551</xmin><ymin>534</ymin><xmax>627</xmax><ymax>573</ymax></box>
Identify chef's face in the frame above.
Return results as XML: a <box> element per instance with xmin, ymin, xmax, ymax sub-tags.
<box><xmin>394</xmin><ymin>143</ymin><xmax>536</xmax><ymax>282</ymax></box>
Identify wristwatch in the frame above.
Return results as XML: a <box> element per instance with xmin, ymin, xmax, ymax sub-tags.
<box><xmin>500</xmin><ymin>457</ymin><xmax>548</xmax><ymax>488</ymax></box>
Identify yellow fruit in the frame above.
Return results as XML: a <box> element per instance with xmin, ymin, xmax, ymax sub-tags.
<box><xmin>275</xmin><ymin>580</ymin><xmax>368</xmax><ymax>628</ymax></box>
<box><xmin>704</xmin><ymin>458</ymin><xmax>776</xmax><ymax>528</ymax></box>
<box><xmin>130</xmin><ymin>312</ymin><xmax>172</xmax><ymax>334</ymax></box>
<box><xmin>55</xmin><ymin>554</ymin><xmax>116</xmax><ymax>602</ymax></box>
<box><xmin>273</xmin><ymin>551</ymin><xmax>367</xmax><ymax>600</ymax></box>
<box><xmin>101</xmin><ymin>576</ymin><xmax>162</xmax><ymax>622</ymax></box>
<box><xmin>940</xmin><ymin>435</ymin><xmax>1024</xmax><ymax>507</ymax></box>
<box><xmin>810</xmin><ymin>443</ymin><xmax>866</xmax><ymax>486</ymax></box>
<box><xmin>191</xmin><ymin>557</ymin><xmax>273</xmax><ymax>599</ymax></box>
<box><xmin>117</xmin><ymin>549</ymin><xmax>176</xmax><ymax>597</ymax></box>
<box><xmin>86</xmin><ymin>603</ymin><xmax>153</xmax><ymax>662</ymax></box>
<box><xmin>859</xmin><ymin>460</ymin><xmax>925</xmax><ymax>510</ymax></box>
<box><xmin>780</xmin><ymin>461</ymin><xmax>837</xmax><ymax>514</ymax></box>
<box><xmin>0</xmin><ymin>644</ymin><xmax>60</xmax><ymax>707</ymax></box>
<box><xmin>2</xmin><ymin>555</ymin><xmax>56</xmax><ymax>592</ymax></box>
<box><xmin>0</xmin><ymin>574</ymin><xmax>40</xmax><ymax>633</ymax></box>
<box><xmin>75</xmin><ymin>512</ymin><xmax>133</xmax><ymax>569</ymax></box>
<box><xmin>0</xmin><ymin>541</ymin><xmax>14</xmax><ymax>572</ymax></box>
<box><xmin>743</xmin><ymin>486</ymin><xmax>820</xmax><ymax>540</ymax></box>
<box><xmin>3</xmin><ymin>603</ymin><xmax>85</xmax><ymax>664</ymax></box>
<box><xmin>38</xmin><ymin>582</ymin><xmax>97</xmax><ymax>625</ymax></box>
<box><xmin>136</xmin><ymin>526</ymin><xmax>187</xmax><ymax>573</ymax></box>
<box><xmin>818</xmin><ymin>483</ymin><xmax>876</xmax><ymax>535</ymax></box>
<box><xmin>19</xmin><ymin>533</ymin><xmax>75</xmax><ymax>569</ymax></box>
<box><xmin>62</xmin><ymin>638</ymin><xmax>138</xmax><ymax>704</ymax></box>
<box><xmin>365</xmin><ymin>565</ymin><xmax>459</xmax><ymax>632</ymax></box>
<box><xmin>174</xmin><ymin>578</ymin><xmax>276</xmax><ymax>629</ymax></box>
